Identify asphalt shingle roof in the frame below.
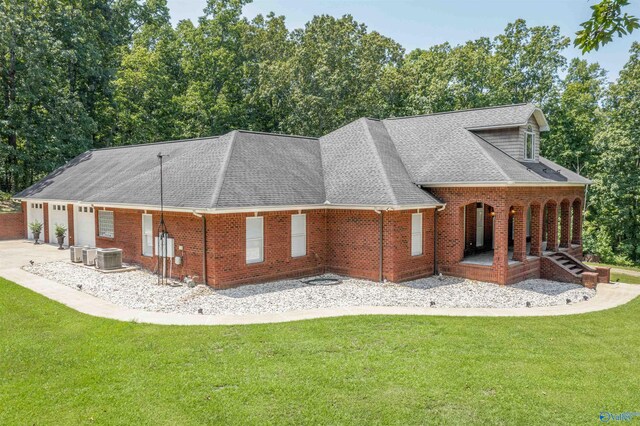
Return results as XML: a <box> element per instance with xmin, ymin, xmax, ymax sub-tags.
<box><xmin>383</xmin><ymin>104</ymin><xmax>590</xmax><ymax>185</ymax></box>
<box><xmin>319</xmin><ymin>118</ymin><xmax>441</xmax><ymax>206</ymax></box>
<box><xmin>15</xmin><ymin>103</ymin><xmax>590</xmax><ymax>209</ymax></box>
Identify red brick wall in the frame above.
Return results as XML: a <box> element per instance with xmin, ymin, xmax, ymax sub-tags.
<box><xmin>93</xmin><ymin>207</ymin><xmax>205</xmax><ymax>283</ymax></box>
<box><xmin>382</xmin><ymin>209</ymin><xmax>435</xmax><ymax>282</ymax></box>
<box><xmin>325</xmin><ymin>210</ymin><xmax>380</xmax><ymax>281</ymax></box>
<box><xmin>0</xmin><ymin>211</ymin><xmax>26</xmax><ymax>240</ymax></box>
<box><xmin>64</xmin><ymin>185</ymin><xmax>586</xmax><ymax>288</ymax></box>
<box><xmin>208</xmin><ymin>210</ymin><xmax>327</xmax><ymax>288</ymax></box>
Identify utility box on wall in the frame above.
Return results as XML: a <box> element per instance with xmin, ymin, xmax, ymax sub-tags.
<box><xmin>155</xmin><ymin>234</ymin><xmax>175</xmax><ymax>257</ymax></box>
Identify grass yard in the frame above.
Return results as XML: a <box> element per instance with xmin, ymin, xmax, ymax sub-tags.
<box><xmin>1</xmin><ymin>277</ymin><xmax>639</xmax><ymax>425</ymax></box>
<box><xmin>610</xmin><ymin>272</ymin><xmax>640</xmax><ymax>284</ymax></box>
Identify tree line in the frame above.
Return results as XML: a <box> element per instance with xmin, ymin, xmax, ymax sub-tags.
<box><xmin>1</xmin><ymin>0</ymin><xmax>638</xmax><ymax>264</ymax></box>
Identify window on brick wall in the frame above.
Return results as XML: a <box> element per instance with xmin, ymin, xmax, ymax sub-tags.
<box><xmin>246</xmin><ymin>216</ymin><xmax>264</xmax><ymax>264</ymax></box>
<box><xmin>291</xmin><ymin>214</ymin><xmax>306</xmax><ymax>257</ymax></box>
<box><xmin>98</xmin><ymin>210</ymin><xmax>114</xmax><ymax>238</ymax></box>
<box><xmin>411</xmin><ymin>213</ymin><xmax>423</xmax><ymax>256</ymax></box>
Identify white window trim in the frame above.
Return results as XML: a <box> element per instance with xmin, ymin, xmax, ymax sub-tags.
<box><xmin>411</xmin><ymin>212</ymin><xmax>423</xmax><ymax>256</ymax></box>
<box><xmin>98</xmin><ymin>210</ymin><xmax>114</xmax><ymax>238</ymax></box>
<box><xmin>142</xmin><ymin>214</ymin><xmax>153</xmax><ymax>257</ymax></box>
<box><xmin>246</xmin><ymin>216</ymin><xmax>264</xmax><ymax>264</ymax></box>
<box><xmin>524</xmin><ymin>125</ymin><xmax>535</xmax><ymax>161</ymax></box>
<box><xmin>291</xmin><ymin>214</ymin><xmax>307</xmax><ymax>257</ymax></box>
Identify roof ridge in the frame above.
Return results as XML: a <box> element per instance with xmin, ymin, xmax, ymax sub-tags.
<box><xmin>383</xmin><ymin>103</ymin><xmax>532</xmax><ymax>122</ymax></box>
<box><xmin>209</xmin><ymin>131</ymin><xmax>238</xmax><ymax>209</ymax></box>
<box><xmin>91</xmin><ymin>136</ymin><xmax>218</xmax><ymax>151</ymax></box>
<box><xmin>235</xmin><ymin>129</ymin><xmax>318</xmax><ymax>140</ymax></box>
<box><xmin>360</xmin><ymin>118</ymin><xmax>399</xmax><ymax>205</ymax></box>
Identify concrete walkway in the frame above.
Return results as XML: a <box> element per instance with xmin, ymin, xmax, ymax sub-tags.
<box><xmin>1</xmin><ymin>240</ymin><xmax>639</xmax><ymax>325</ymax></box>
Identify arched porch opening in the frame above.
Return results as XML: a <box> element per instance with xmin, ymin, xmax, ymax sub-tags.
<box><xmin>460</xmin><ymin>201</ymin><xmax>496</xmax><ymax>265</ymax></box>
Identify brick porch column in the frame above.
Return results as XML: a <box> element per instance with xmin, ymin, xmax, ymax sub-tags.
<box><xmin>560</xmin><ymin>200</ymin><xmax>570</xmax><ymax>248</ymax></box>
<box><xmin>529</xmin><ymin>204</ymin><xmax>543</xmax><ymax>256</ymax></box>
<box><xmin>545</xmin><ymin>203</ymin><xmax>558</xmax><ymax>252</ymax></box>
<box><xmin>571</xmin><ymin>200</ymin><xmax>582</xmax><ymax>245</ymax></box>
<box><xmin>512</xmin><ymin>205</ymin><xmax>527</xmax><ymax>262</ymax></box>
<box><xmin>493</xmin><ymin>207</ymin><xmax>510</xmax><ymax>284</ymax></box>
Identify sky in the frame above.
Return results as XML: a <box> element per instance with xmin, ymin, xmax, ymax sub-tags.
<box><xmin>166</xmin><ymin>0</ymin><xmax>640</xmax><ymax>81</ymax></box>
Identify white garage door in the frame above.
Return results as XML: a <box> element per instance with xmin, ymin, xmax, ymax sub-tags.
<box><xmin>48</xmin><ymin>203</ymin><xmax>69</xmax><ymax>245</ymax></box>
<box><xmin>74</xmin><ymin>205</ymin><xmax>96</xmax><ymax>247</ymax></box>
<box><xmin>26</xmin><ymin>202</ymin><xmax>45</xmax><ymax>240</ymax></box>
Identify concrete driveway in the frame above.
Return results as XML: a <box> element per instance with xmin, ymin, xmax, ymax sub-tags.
<box><xmin>0</xmin><ymin>239</ymin><xmax>68</xmax><ymax>272</ymax></box>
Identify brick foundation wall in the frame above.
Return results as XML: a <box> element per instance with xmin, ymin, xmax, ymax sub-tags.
<box><xmin>0</xmin><ymin>211</ymin><xmax>25</xmax><ymax>240</ymax></box>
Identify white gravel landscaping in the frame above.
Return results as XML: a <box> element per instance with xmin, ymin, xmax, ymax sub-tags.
<box><xmin>23</xmin><ymin>261</ymin><xmax>596</xmax><ymax>315</ymax></box>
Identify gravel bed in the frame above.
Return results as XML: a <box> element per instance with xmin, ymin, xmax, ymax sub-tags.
<box><xmin>23</xmin><ymin>261</ymin><xmax>596</xmax><ymax>315</ymax></box>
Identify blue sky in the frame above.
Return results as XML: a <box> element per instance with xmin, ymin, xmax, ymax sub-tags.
<box><xmin>166</xmin><ymin>0</ymin><xmax>640</xmax><ymax>80</ymax></box>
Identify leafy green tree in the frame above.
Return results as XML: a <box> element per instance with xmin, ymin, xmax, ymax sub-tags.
<box><xmin>542</xmin><ymin>59</ymin><xmax>607</xmax><ymax>175</ymax></box>
<box><xmin>284</xmin><ymin>14</ymin><xmax>404</xmax><ymax>136</ymax></box>
<box><xmin>575</xmin><ymin>0</ymin><xmax>639</xmax><ymax>53</ymax></box>
<box><xmin>586</xmin><ymin>42</ymin><xmax>640</xmax><ymax>263</ymax></box>
<box><xmin>493</xmin><ymin>20</ymin><xmax>570</xmax><ymax>108</ymax></box>
<box><xmin>113</xmin><ymin>0</ymin><xmax>185</xmax><ymax>145</ymax></box>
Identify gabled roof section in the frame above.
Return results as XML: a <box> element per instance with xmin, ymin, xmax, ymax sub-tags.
<box><xmin>386</xmin><ymin>103</ymin><xmax>549</xmax><ymax>131</ymax></box>
<box><xmin>383</xmin><ymin>103</ymin><xmax>586</xmax><ymax>185</ymax></box>
<box><xmin>319</xmin><ymin>118</ymin><xmax>441</xmax><ymax>207</ymax></box>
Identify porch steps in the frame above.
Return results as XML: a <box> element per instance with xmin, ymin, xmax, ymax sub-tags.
<box><xmin>542</xmin><ymin>252</ymin><xmax>609</xmax><ymax>288</ymax></box>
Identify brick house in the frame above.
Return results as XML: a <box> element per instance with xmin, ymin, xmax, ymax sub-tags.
<box><xmin>13</xmin><ymin>104</ymin><xmax>600</xmax><ymax>288</ymax></box>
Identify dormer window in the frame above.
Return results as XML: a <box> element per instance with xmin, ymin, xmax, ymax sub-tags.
<box><xmin>524</xmin><ymin>125</ymin><xmax>535</xmax><ymax>160</ymax></box>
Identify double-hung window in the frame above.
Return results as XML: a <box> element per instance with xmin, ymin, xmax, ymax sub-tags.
<box><xmin>246</xmin><ymin>216</ymin><xmax>264</xmax><ymax>264</ymax></box>
<box><xmin>411</xmin><ymin>213</ymin><xmax>423</xmax><ymax>256</ymax></box>
<box><xmin>524</xmin><ymin>125</ymin><xmax>535</xmax><ymax>160</ymax></box>
<box><xmin>98</xmin><ymin>210</ymin><xmax>114</xmax><ymax>238</ymax></box>
<box><xmin>291</xmin><ymin>214</ymin><xmax>306</xmax><ymax>257</ymax></box>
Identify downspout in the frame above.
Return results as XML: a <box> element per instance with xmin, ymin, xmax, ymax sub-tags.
<box><xmin>193</xmin><ymin>212</ymin><xmax>207</xmax><ymax>286</ymax></box>
<box><xmin>375</xmin><ymin>209</ymin><xmax>383</xmax><ymax>282</ymax></box>
<box><xmin>434</xmin><ymin>205</ymin><xmax>446</xmax><ymax>275</ymax></box>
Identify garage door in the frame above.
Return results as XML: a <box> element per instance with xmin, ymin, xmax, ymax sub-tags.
<box><xmin>26</xmin><ymin>202</ymin><xmax>44</xmax><ymax>240</ymax></box>
<box><xmin>48</xmin><ymin>203</ymin><xmax>69</xmax><ymax>245</ymax></box>
<box><xmin>74</xmin><ymin>205</ymin><xmax>96</xmax><ymax>247</ymax></box>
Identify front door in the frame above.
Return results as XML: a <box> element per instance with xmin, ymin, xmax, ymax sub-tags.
<box><xmin>476</xmin><ymin>203</ymin><xmax>484</xmax><ymax>247</ymax></box>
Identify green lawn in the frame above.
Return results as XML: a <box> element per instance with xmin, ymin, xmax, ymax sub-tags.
<box><xmin>611</xmin><ymin>272</ymin><xmax>640</xmax><ymax>284</ymax></box>
<box><xmin>1</xmin><ymin>277</ymin><xmax>639</xmax><ymax>425</ymax></box>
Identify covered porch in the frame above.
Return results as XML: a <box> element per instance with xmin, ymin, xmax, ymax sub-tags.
<box><xmin>432</xmin><ymin>186</ymin><xmax>585</xmax><ymax>285</ymax></box>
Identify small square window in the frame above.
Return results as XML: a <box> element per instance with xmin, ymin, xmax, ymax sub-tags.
<box><xmin>98</xmin><ymin>210</ymin><xmax>114</xmax><ymax>238</ymax></box>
